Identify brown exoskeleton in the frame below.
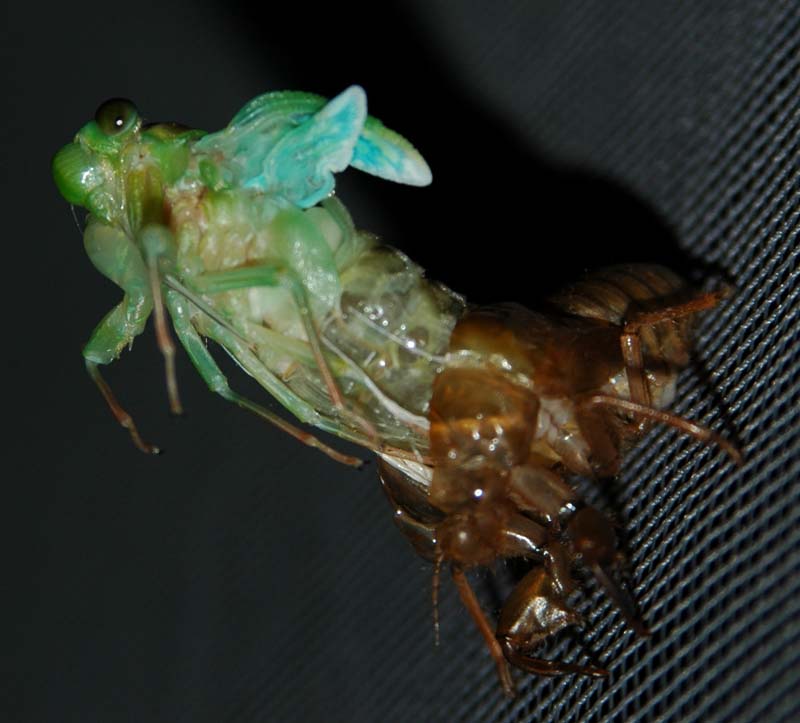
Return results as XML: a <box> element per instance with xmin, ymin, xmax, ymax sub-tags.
<box><xmin>378</xmin><ymin>265</ymin><xmax>741</xmax><ymax>696</ymax></box>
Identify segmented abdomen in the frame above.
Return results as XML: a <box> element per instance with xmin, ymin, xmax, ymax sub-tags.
<box><xmin>428</xmin><ymin>264</ymin><xmax>697</xmax><ymax>491</ymax></box>
<box><xmin>278</xmin><ymin>238</ymin><xmax>465</xmax><ymax>454</ymax></box>
<box><xmin>317</xmin><ymin>243</ymin><xmax>465</xmax><ymax>450</ymax></box>
<box><xmin>549</xmin><ymin>264</ymin><xmax>693</xmax><ymax>368</ymax></box>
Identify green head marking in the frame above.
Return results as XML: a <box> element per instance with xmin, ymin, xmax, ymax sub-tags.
<box><xmin>52</xmin><ymin>99</ymin><xmax>140</xmax><ymax>217</ymax></box>
<box><xmin>52</xmin><ymin>98</ymin><xmax>201</xmax><ymax>226</ymax></box>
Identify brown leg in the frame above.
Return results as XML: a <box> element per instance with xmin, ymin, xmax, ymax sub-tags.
<box><xmin>496</xmin><ymin>567</ymin><xmax>608</xmax><ymax>678</ymax></box>
<box><xmin>289</xmin><ymin>282</ymin><xmax>382</xmax><ymax>448</ymax></box>
<box><xmin>148</xmin><ymin>262</ymin><xmax>183</xmax><ymax>415</ymax></box>
<box><xmin>620</xmin><ymin>288</ymin><xmax>729</xmax><ymax>407</ymax></box>
<box><xmin>566</xmin><ymin>507</ymin><xmax>650</xmax><ymax>636</ymax></box>
<box><xmin>581</xmin><ymin>394</ymin><xmax>742</xmax><ymax>465</ymax></box>
<box><xmin>432</xmin><ymin>555</ymin><xmax>442</xmax><ymax>647</ymax></box>
<box><xmin>86</xmin><ymin>360</ymin><xmax>160</xmax><ymax>454</ymax></box>
<box><xmin>499</xmin><ymin>641</ymin><xmax>608</xmax><ymax>677</ymax></box>
<box><xmin>229</xmin><ymin>392</ymin><xmax>364</xmax><ymax>467</ymax></box>
<box><xmin>291</xmin><ymin>283</ymin><xmax>345</xmax><ymax>411</ymax></box>
<box><xmin>451</xmin><ymin>567</ymin><xmax>516</xmax><ymax>697</ymax></box>
<box><xmin>625</xmin><ymin>288</ymin><xmax>729</xmax><ymax>329</ymax></box>
<box><xmin>620</xmin><ymin>326</ymin><xmax>651</xmax><ymax>407</ymax></box>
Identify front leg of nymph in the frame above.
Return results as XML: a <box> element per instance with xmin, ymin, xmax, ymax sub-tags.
<box><xmin>564</xmin><ymin>505</ymin><xmax>650</xmax><ymax>636</ymax></box>
<box><xmin>377</xmin><ymin>458</ymin><xmax>443</xmax><ymax>561</ymax></box>
<box><xmin>509</xmin><ymin>455</ymin><xmax>651</xmax><ymax>635</ymax></box>
<box><xmin>82</xmin><ymin>221</ymin><xmax>156</xmax><ymax>453</ymax></box>
<box><xmin>508</xmin><ymin>457</ymin><xmax>651</xmax><ymax>634</ymax></box>
<box><xmin>496</xmin><ymin>567</ymin><xmax>608</xmax><ymax>678</ymax></box>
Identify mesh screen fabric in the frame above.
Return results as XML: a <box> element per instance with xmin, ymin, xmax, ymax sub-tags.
<box><xmin>228</xmin><ymin>2</ymin><xmax>800</xmax><ymax>720</ymax></box>
<box><xmin>402</xmin><ymin>3</ymin><xmax>800</xmax><ymax>721</ymax></box>
<box><xmin>389</xmin><ymin>3</ymin><xmax>800</xmax><ymax>721</ymax></box>
<box><xmin>10</xmin><ymin>1</ymin><xmax>798</xmax><ymax>722</ymax></box>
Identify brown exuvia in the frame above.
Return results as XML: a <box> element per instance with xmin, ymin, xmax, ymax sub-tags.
<box><xmin>378</xmin><ymin>265</ymin><xmax>741</xmax><ymax>696</ymax></box>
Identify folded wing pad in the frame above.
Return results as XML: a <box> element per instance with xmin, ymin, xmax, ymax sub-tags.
<box><xmin>200</xmin><ymin>85</ymin><xmax>432</xmax><ymax>207</ymax></box>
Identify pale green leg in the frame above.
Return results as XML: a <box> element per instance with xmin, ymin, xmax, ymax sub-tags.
<box><xmin>83</xmin><ymin>223</ymin><xmax>153</xmax><ymax>364</ymax></box>
<box><xmin>194</xmin><ymin>263</ymin><xmax>381</xmax><ymax>447</ymax></box>
<box><xmin>165</xmin><ymin>290</ymin><xmax>362</xmax><ymax>467</ymax></box>
<box><xmin>82</xmin><ymin>222</ymin><xmax>158</xmax><ymax>453</ymax></box>
<box><xmin>193</xmin><ymin>265</ymin><xmax>347</xmax><ymax>410</ymax></box>
<box><xmin>139</xmin><ymin>224</ymin><xmax>183</xmax><ymax>414</ymax></box>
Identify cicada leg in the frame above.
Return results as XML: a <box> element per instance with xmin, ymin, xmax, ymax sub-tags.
<box><xmin>184</xmin><ymin>291</ymin><xmax>363</xmax><ymax>450</ymax></box>
<box><xmin>85</xmin><ymin>360</ymin><xmax>158</xmax><ymax>455</ymax></box>
<box><xmin>283</xmin><ymin>276</ymin><xmax>347</xmax><ymax>411</ymax></box>
<box><xmin>82</xmin><ymin>222</ymin><xmax>157</xmax><ymax>454</ymax></box>
<box><xmin>191</xmin><ymin>264</ymin><xmax>379</xmax><ymax>445</ymax></box>
<box><xmin>189</xmin><ymin>264</ymin><xmax>345</xmax><ymax>402</ymax></box>
<box><xmin>496</xmin><ymin>567</ymin><xmax>608</xmax><ymax>679</ymax></box>
<box><xmin>451</xmin><ymin>567</ymin><xmax>517</xmax><ymax>697</ymax></box>
<box><xmin>564</xmin><ymin>504</ymin><xmax>650</xmax><ymax>636</ymax></box>
<box><xmin>580</xmin><ymin>394</ymin><xmax>742</xmax><ymax>465</ymax></box>
<box><xmin>377</xmin><ymin>459</ymin><xmax>444</xmax><ymax>641</ymax></box>
<box><xmin>164</xmin><ymin>290</ymin><xmax>363</xmax><ymax>467</ymax></box>
<box><xmin>614</xmin><ymin>286</ymin><xmax>742</xmax><ymax>464</ymax></box>
<box><xmin>139</xmin><ymin>225</ymin><xmax>183</xmax><ymax>415</ymax></box>
<box><xmin>506</xmin><ymin>463</ymin><xmax>651</xmax><ymax>634</ymax></box>
<box><xmin>619</xmin><ymin>287</ymin><xmax>730</xmax><ymax>408</ymax></box>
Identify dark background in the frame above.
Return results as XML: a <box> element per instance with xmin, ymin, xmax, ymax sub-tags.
<box><xmin>4</xmin><ymin>2</ymin><xmax>798</xmax><ymax>721</ymax></box>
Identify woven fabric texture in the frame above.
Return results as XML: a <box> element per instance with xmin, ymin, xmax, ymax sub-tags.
<box><xmin>7</xmin><ymin>1</ymin><xmax>798</xmax><ymax>722</ymax></box>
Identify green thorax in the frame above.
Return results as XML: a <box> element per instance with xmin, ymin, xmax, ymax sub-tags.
<box><xmin>52</xmin><ymin>88</ymin><xmax>453</xmax><ymax>454</ymax></box>
<box><xmin>52</xmin><ymin>98</ymin><xmax>203</xmax><ymax>234</ymax></box>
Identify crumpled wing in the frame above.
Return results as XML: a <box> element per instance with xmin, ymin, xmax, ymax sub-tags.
<box><xmin>195</xmin><ymin>85</ymin><xmax>431</xmax><ymax>205</ymax></box>
<box><xmin>353</xmin><ymin>115</ymin><xmax>432</xmax><ymax>187</ymax></box>
<box><xmin>256</xmin><ymin>85</ymin><xmax>366</xmax><ymax>207</ymax></box>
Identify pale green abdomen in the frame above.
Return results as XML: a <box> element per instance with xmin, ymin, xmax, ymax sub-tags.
<box><xmin>315</xmin><ymin>243</ymin><xmax>464</xmax><ymax>450</ymax></box>
<box><xmin>288</xmin><ymin>241</ymin><xmax>465</xmax><ymax>452</ymax></box>
<box><xmin>172</xmin><ymin>186</ymin><xmax>464</xmax><ymax>453</ymax></box>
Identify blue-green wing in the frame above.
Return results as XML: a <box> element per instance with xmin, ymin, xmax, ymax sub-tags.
<box><xmin>196</xmin><ymin>85</ymin><xmax>431</xmax><ymax>203</ymax></box>
<box><xmin>254</xmin><ymin>85</ymin><xmax>366</xmax><ymax>208</ymax></box>
<box><xmin>353</xmin><ymin>116</ymin><xmax>431</xmax><ymax>186</ymax></box>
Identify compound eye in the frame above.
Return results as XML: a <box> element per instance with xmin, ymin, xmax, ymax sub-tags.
<box><xmin>94</xmin><ymin>98</ymin><xmax>138</xmax><ymax>136</ymax></box>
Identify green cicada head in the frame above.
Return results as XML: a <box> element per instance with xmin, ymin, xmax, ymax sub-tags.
<box><xmin>53</xmin><ymin>98</ymin><xmax>202</xmax><ymax>227</ymax></box>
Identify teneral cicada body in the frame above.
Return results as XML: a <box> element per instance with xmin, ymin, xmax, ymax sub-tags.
<box><xmin>53</xmin><ymin>87</ymin><xmax>739</xmax><ymax>696</ymax></box>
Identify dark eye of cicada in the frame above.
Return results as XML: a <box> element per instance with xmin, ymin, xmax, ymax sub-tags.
<box><xmin>94</xmin><ymin>98</ymin><xmax>138</xmax><ymax>136</ymax></box>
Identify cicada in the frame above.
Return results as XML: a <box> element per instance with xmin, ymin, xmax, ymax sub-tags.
<box><xmin>53</xmin><ymin>86</ymin><xmax>740</xmax><ymax>695</ymax></box>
